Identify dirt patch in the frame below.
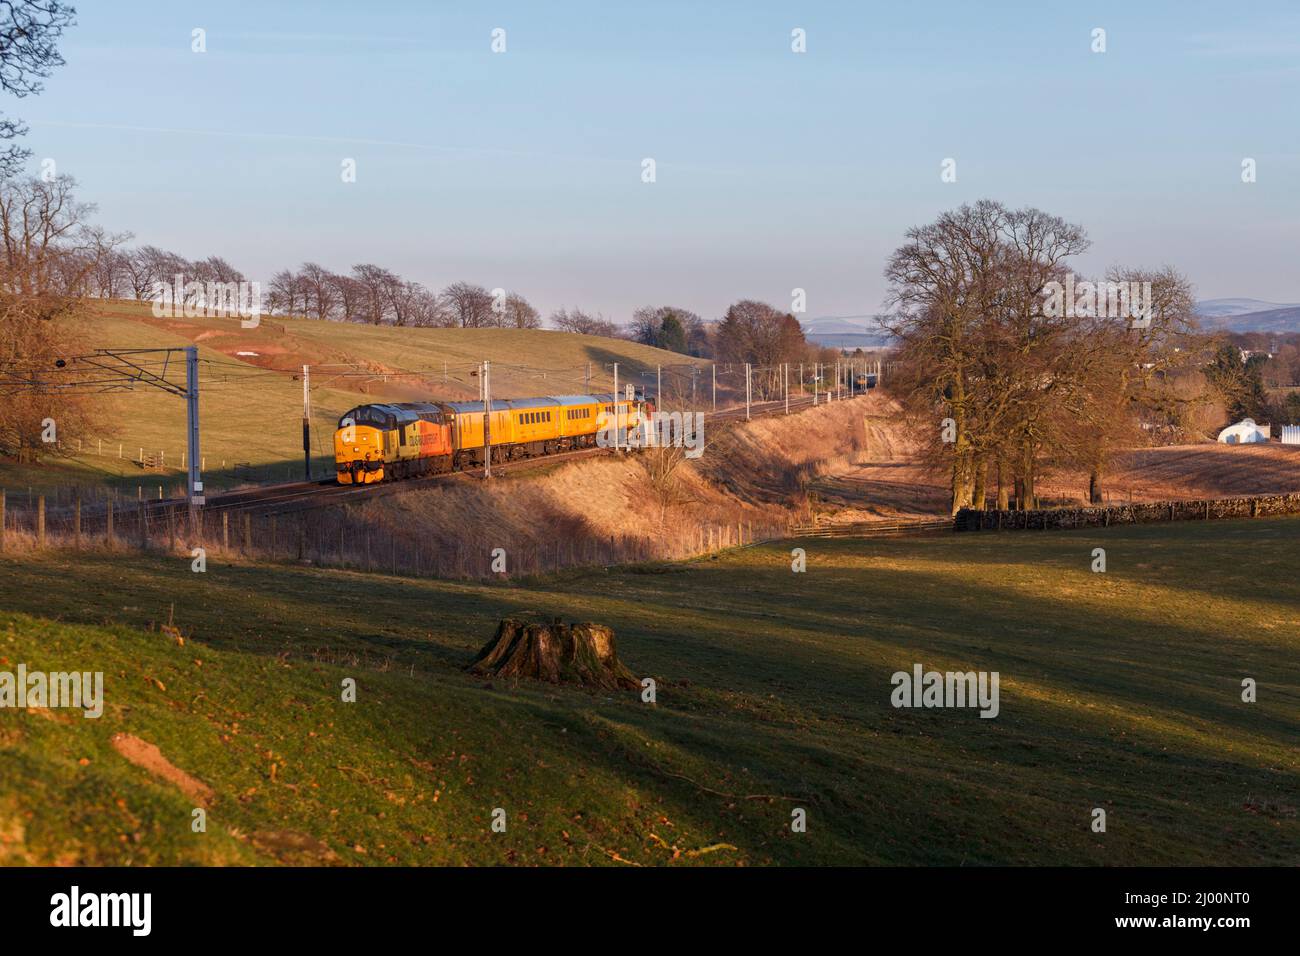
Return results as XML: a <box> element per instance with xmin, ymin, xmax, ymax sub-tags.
<box><xmin>26</xmin><ymin>706</ymin><xmax>75</xmax><ymax>725</ymax></box>
<box><xmin>110</xmin><ymin>733</ymin><xmax>214</xmax><ymax>807</ymax></box>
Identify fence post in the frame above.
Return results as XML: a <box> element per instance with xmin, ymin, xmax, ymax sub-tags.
<box><xmin>37</xmin><ymin>495</ymin><xmax>45</xmax><ymax>548</ymax></box>
<box><xmin>222</xmin><ymin>512</ymin><xmax>229</xmax><ymax>550</ymax></box>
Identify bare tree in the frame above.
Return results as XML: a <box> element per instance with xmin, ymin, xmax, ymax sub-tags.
<box><xmin>298</xmin><ymin>262</ymin><xmax>337</xmax><ymax>321</ymax></box>
<box><xmin>0</xmin><ymin>174</ymin><xmax>98</xmax><ymax>296</ymax></box>
<box><xmin>405</xmin><ymin>282</ymin><xmax>449</xmax><ymax>327</ymax></box>
<box><xmin>440</xmin><ymin>281</ymin><xmax>495</xmax><ymax>328</ymax></box>
<box><xmin>501</xmin><ymin>291</ymin><xmax>540</xmax><ymax>329</ymax></box>
<box><xmin>0</xmin><ymin>1</ymin><xmax>77</xmax><ymax>177</ymax></box>
<box><xmin>351</xmin><ymin>263</ymin><xmax>396</xmax><ymax>325</ymax></box>
<box><xmin>713</xmin><ymin>300</ymin><xmax>806</xmax><ymax>397</ymax></box>
<box><xmin>268</xmin><ymin>268</ymin><xmax>303</xmax><ymax>316</ymax></box>
<box><xmin>549</xmin><ymin>307</ymin><xmax>621</xmax><ymax>337</ymax></box>
<box><xmin>329</xmin><ymin>272</ymin><xmax>365</xmax><ymax>323</ymax></box>
<box><xmin>0</xmin><ymin>173</ymin><xmax>112</xmax><ymax>462</ymax></box>
<box><xmin>386</xmin><ymin>276</ymin><xmax>436</xmax><ymax>327</ymax></box>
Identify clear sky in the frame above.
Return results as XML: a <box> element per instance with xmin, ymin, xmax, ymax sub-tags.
<box><xmin>20</xmin><ymin>0</ymin><xmax>1300</xmax><ymax>322</ymax></box>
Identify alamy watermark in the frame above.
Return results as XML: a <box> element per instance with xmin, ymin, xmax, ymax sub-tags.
<box><xmin>1043</xmin><ymin>273</ymin><xmax>1151</xmax><ymax>328</ymax></box>
<box><xmin>151</xmin><ymin>273</ymin><xmax>262</xmax><ymax>328</ymax></box>
<box><xmin>890</xmin><ymin>663</ymin><xmax>999</xmax><ymax>718</ymax></box>
<box><xmin>50</xmin><ymin>886</ymin><xmax>150</xmax><ymax>936</ymax></box>
<box><xmin>0</xmin><ymin>664</ymin><xmax>103</xmax><ymax>718</ymax></box>
<box><xmin>598</xmin><ymin>410</ymin><xmax>705</xmax><ymax>459</ymax></box>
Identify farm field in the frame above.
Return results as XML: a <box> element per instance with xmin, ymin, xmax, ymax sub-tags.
<box><xmin>1</xmin><ymin>300</ymin><xmax>709</xmax><ymax>496</ymax></box>
<box><xmin>1</xmin><ymin>518</ymin><xmax>1295</xmax><ymax>866</ymax></box>
<box><xmin>811</xmin><ymin>429</ymin><xmax>1300</xmax><ymax>523</ymax></box>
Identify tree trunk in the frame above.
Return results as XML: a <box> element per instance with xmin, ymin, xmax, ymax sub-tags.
<box><xmin>469</xmin><ymin>619</ymin><xmax>639</xmax><ymax>690</ymax></box>
<box><xmin>1021</xmin><ymin>444</ymin><xmax>1036</xmax><ymax>511</ymax></box>
<box><xmin>1088</xmin><ymin>453</ymin><xmax>1104</xmax><ymax>505</ymax></box>
<box><xmin>971</xmin><ymin>457</ymin><xmax>987</xmax><ymax>511</ymax></box>
<box><xmin>949</xmin><ymin>459</ymin><xmax>965</xmax><ymax>516</ymax></box>
<box><xmin>996</xmin><ymin>460</ymin><xmax>1009</xmax><ymax>510</ymax></box>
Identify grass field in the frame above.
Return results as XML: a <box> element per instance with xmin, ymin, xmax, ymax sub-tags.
<box><xmin>3</xmin><ymin>300</ymin><xmax>708</xmax><ymax>495</ymax></box>
<box><xmin>1</xmin><ymin>518</ymin><xmax>1295</xmax><ymax>865</ymax></box>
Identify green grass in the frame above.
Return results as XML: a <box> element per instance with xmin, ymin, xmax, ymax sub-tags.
<box><xmin>0</xmin><ymin>517</ymin><xmax>1296</xmax><ymax>865</ymax></box>
<box><xmin>4</xmin><ymin>300</ymin><xmax>706</xmax><ymax>495</ymax></box>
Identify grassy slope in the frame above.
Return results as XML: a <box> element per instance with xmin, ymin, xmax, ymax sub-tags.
<box><xmin>4</xmin><ymin>300</ymin><xmax>704</xmax><ymax>494</ymax></box>
<box><xmin>1</xmin><ymin>518</ymin><xmax>1296</xmax><ymax>866</ymax></box>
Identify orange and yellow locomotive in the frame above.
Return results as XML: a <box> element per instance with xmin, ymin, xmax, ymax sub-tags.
<box><xmin>333</xmin><ymin>392</ymin><xmax>647</xmax><ymax>484</ymax></box>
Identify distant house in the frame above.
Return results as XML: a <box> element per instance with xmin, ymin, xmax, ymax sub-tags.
<box><xmin>1217</xmin><ymin>418</ymin><xmax>1270</xmax><ymax>444</ymax></box>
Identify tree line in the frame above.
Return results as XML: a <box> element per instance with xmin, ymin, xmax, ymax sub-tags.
<box><xmin>77</xmin><ymin>241</ymin><xmax>838</xmax><ymax>369</ymax></box>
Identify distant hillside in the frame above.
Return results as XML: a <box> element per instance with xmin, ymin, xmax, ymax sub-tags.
<box><xmin>1196</xmin><ymin>299</ymin><xmax>1300</xmax><ymax>334</ymax></box>
<box><xmin>799</xmin><ymin>315</ymin><xmax>892</xmax><ymax>348</ymax></box>
<box><xmin>1195</xmin><ymin>298</ymin><xmax>1300</xmax><ymax>318</ymax></box>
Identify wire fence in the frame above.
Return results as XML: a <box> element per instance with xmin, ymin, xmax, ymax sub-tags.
<box><xmin>0</xmin><ymin>491</ymin><xmax>789</xmax><ymax>580</ymax></box>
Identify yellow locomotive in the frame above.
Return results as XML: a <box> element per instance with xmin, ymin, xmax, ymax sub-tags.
<box><xmin>334</xmin><ymin>392</ymin><xmax>647</xmax><ymax>484</ymax></box>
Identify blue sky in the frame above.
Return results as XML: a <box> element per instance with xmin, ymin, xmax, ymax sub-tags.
<box><xmin>21</xmin><ymin>0</ymin><xmax>1300</xmax><ymax>322</ymax></box>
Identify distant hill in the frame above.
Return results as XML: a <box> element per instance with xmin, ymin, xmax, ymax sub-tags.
<box><xmin>1196</xmin><ymin>299</ymin><xmax>1300</xmax><ymax>334</ymax></box>
<box><xmin>1195</xmin><ymin>298</ymin><xmax>1297</xmax><ymax>318</ymax></box>
<box><xmin>800</xmin><ymin>315</ymin><xmax>892</xmax><ymax>348</ymax></box>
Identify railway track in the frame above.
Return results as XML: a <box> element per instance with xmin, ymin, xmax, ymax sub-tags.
<box><xmin>152</xmin><ymin>391</ymin><xmax>861</xmax><ymax>517</ymax></box>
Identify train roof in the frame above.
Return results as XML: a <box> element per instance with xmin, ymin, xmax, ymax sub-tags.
<box><xmin>442</xmin><ymin>394</ymin><xmax>627</xmax><ymax>413</ymax></box>
<box><xmin>551</xmin><ymin>394</ymin><xmax>619</xmax><ymax>405</ymax></box>
<box><xmin>443</xmin><ymin>399</ymin><xmax>514</xmax><ymax>414</ymax></box>
<box><xmin>344</xmin><ymin>393</ymin><xmax>634</xmax><ymax>422</ymax></box>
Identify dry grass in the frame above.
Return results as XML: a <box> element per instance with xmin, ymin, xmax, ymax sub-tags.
<box><xmin>334</xmin><ymin>397</ymin><xmax>878</xmax><ymax>577</ymax></box>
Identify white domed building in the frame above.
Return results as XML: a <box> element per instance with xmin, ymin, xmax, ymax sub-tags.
<box><xmin>1217</xmin><ymin>418</ymin><xmax>1270</xmax><ymax>444</ymax></box>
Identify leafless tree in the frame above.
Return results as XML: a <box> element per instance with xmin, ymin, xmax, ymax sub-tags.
<box><xmin>713</xmin><ymin>300</ymin><xmax>806</xmax><ymax>397</ymax></box>
<box><xmin>549</xmin><ymin>307</ymin><xmax>621</xmax><ymax>337</ymax></box>
<box><xmin>351</xmin><ymin>263</ymin><xmax>396</xmax><ymax>325</ymax></box>
<box><xmin>439</xmin><ymin>281</ymin><xmax>495</xmax><ymax>328</ymax></box>
<box><xmin>330</xmin><ymin>272</ymin><xmax>365</xmax><ymax>322</ymax></box>
<box><xmin>386</xmin><ymin>277</ymin><xmax>437</xmax><ymax>327</ymax></box>
<box><xmin>298</xmin><ymin>262</ymin><xmax>337</xmax><ymax>321</ymax></box>
<box><xmin>0</xmin><ymin>1</ymin><xmax>77</xmax><ymax>177</ymax></box>
<box><xmin>0</xmin><ymin>174</ymin><xmax>98</xmax><ymax>296</ymax></box>
<box><xmin>268</xmin><ymin>267</ymin><xmax>309</xmax><ymax>317</ymax></box>
<box><xmin>501</xmin><ymin>291</ymin><xmax>540</xmax><ymax>329</ymax></box>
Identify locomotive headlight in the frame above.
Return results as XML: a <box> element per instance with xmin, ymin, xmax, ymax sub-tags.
<box><xmin>353</xmin><ymin>447</ymin><xmax>360</xmax><ymax>452</ymax></box>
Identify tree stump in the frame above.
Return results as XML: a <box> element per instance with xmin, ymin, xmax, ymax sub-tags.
<box><xmin>469</xmin><ymin>619</ymin><xmax>639</xmax><ymax>690</ymax></box>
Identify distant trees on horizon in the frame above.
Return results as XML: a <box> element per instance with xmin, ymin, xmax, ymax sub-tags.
<box><xmin>73</xmin><ymin>237</ymin><xmax>832</xmax><ymax>366</ymax></box>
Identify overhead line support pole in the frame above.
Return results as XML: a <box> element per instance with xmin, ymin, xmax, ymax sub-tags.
<box><xmin>186</xmin><ymin>346</ymin><xmax>203</xmax><ymax>532</ymax></box>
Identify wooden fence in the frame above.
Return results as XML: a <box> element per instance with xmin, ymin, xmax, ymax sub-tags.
<box><xmin>0</xmin><ymin>490</ymin><xmax>785</xmax><ymax>579</ymax></box>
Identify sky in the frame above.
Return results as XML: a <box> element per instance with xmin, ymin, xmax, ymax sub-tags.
<box><xmin>18</xmin><ymin>0</ymin><xmax>1300</xmax><ymax>323</ymax></box>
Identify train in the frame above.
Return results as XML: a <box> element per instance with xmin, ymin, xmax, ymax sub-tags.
<box><xmin>333</xmin><ymin>391</ymin><xmax>651</xmax><ymax>484</ymax></box>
